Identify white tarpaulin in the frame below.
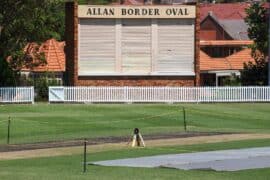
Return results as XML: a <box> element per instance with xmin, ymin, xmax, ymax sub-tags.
<box><xmin>92</xmin><ymin>147</ymin><xmax>270</xmax><ymax>171</ymax></box>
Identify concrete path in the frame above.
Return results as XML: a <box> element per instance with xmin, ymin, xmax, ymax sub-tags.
<box><xmin>92</xmin><ymin>147</ymin><xmax>270</xmax><ymax>171</ymax></box>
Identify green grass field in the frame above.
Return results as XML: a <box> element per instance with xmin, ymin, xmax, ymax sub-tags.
<box><xmin>1</xmin><ymin>103</ymin><xmax>270</xmax><ymax>179</ymax></box>
<box><xmin>1</xmin><ymin>139</ymin><xmax>270</xmax><ymax>180</ymax></box>
<box><xmin>1</xmin><ymin>103</ymin><xmax>270</xmax><ymax>144</ymax></box>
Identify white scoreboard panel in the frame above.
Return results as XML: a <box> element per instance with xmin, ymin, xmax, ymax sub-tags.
<box><xmin>78</xmin><ymin>6</ymin><xmax>195</xmax><ymax>76</ymax></box>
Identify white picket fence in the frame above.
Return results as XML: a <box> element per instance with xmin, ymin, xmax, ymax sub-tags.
<box><xmin>0</xmin><ymin>87</ymin><xmax>34</xmax><ymax>104</ymax></box>
<box><xmin>49</xmin><ymin>86</ymin><xmax>270</xmax><ymax>103</ymax></box>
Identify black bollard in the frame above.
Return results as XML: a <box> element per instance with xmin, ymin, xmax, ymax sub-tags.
<box><xmin>7</xmin><ymin>117</ymin><xmax>11</xmax><ymax>144</ymax></box>
<box><xmin>83</xmin><ymin>139</ymin><xmax>87</xmax><ymax>173</ymax></box>
<box><xmin>183</xmin><ymin>107</ymin><xmax>187</xmax><ymax>132</ymax></box>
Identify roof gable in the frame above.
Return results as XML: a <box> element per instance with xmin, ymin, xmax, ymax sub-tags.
<box><xmin>201</xmin><ymin>13</ymin><xmax>234</xmax><ymax>40</ymax></box>
<box><xmin>201</xmin><ymin>13</ymin><xmax>249</xmax><ymax>40</ymax></box>
<box><xmin>22</xmin><ymin>39</ymin><xmax>65</xmax><ymax>72</ymax></box>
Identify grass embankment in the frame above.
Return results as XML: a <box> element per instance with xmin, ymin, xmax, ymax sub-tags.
<box><xmin>0</xmin><ymin>103</ymin><xmax>270</xmax><ymax>144</ymax></box>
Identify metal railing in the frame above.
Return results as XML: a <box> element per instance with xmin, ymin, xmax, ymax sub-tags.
<box><xmin>49</xmin><ymin>86</ymin><xmax>270</xmax><ymax>103</ymax></box>
<box><xmin>0</xmin><ymin>87</ymin><xmax>34</xmax><ymax>104</ymax></box>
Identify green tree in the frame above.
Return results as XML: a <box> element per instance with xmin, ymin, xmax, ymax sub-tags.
<box><xmin>241</xmin><ymin>59</ymin><xmax>268</xmax><ymax>86</ymax></box>
<box><xmin>0</xmin><ymin>0</ymin><xmax>65</xmax><ymax>86</ymax></box>
<box><xmin>245</xmin><ymin>3</ymin><xmax>268</xmax><ymax>56</ymax></box>
<box><xmin>26</xmin><ymin>73</ymin><xmax>61</xmax><ymax>101</ymax></box>
<box><xmin>0</xmin><ymin>57</ymin><xmax>17</xmax><ymax>86</ymax></box>
<box><xmin>241</xmin><ymin>3</ymin><xmax>269</xmax><ymax>86</ymax></box>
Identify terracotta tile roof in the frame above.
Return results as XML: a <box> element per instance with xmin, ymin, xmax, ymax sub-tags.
<box><xmin>227</xmin><ymin>48</ymin><xmax>255</xmax><ymax>70</ymax></box>
<box><xmin>200</xmin><ymin>2</ymin><xmax>269</xmax><ymax>22</ymax></box>
<box><xmin>200</xmin><ymin>50</ymin><xmax>231</xmax><ymax>71</ymax></box>
<box><xmin>200</xmin><ymin>3</ymin><xmax>250</xmax><ymax>21</ymax></box>
<box><xmin>22</xmin><ymin>39</ymin><xmax>65</xmax><ymax>72</ymax></box>
<box><xmin>200</xmin><ymin>48</ymin><xmax>255</xmax><ymax>71</ymax></box>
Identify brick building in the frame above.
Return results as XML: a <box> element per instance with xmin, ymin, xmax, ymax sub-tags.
<box><xmin>65</xmin><ymin>1</ymin><xmax>266</xmax><ymax>87</ymax></box>
<box><xmin>199</xmin><ymin>3</ymin><xmax>255</xmax><ymax>86</ymax></box>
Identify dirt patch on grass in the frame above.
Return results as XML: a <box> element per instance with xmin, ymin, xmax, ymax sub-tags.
<box><xmin>1</xmin><ymin>133</ymin><xmax>270</xmax><ymax>160</ymax></box>
<box><xmin>0</xmin><ymin>132</ymin><xmax>229</xmax><ymax>152</ymax></box>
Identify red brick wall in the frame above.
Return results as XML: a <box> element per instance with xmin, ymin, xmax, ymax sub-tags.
<box><xmin>65</xmin><ymin>2</ymin><xmax>200</xmax><ymax>87</ymax></box>
<box><xmin>200</xmin><ymin>30</ymin><xmax>216</xmax><ymax>40</ymax></box>
<box><xmin>76</xmin><ymin>76</ymin><xmax>195</xmax><ymax>86</ymax></box>
<box><xmin>195</xmin><ymin>4</ymin><xmax>200</xmax><ymax>86</ymax></box>
<box><xmin>65</xmin><ymin>2</ymin><xmax>76</xmax><ymax>86</ymax></box>
<box><xmin>200</xmin><ymin>17</ymin><xmax>232</xmax><ymax>40</ymax></box>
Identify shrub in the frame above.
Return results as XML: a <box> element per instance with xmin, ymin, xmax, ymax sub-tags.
<box><xmin>26</xmin><ymin>73</ymin><xmax>61</xmax><ymax>101</ymax></box>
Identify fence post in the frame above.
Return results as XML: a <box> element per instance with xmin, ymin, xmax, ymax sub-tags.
<box><xmin>7</xmin><ymin>116</ymin><xmax>11</xmax><ymax>144</ymax></box>
<box><xmin>183</xmin><ymin>107</ymin><xmax>187</xmax><ymax>132</ymax></box>
<box><xmin>83</xmin><ymin>139</ymin><xmax>87</xmax><ymax>173</ymax></box>
<box><xmin>124</xmin><ymin>86</ymin><xmax>128</xmax><ymax>103</ymax></box>
<box><xmin>31</xmin><ymin>86</ymin><xmax>35</xmax><ymax>104</ymax></box>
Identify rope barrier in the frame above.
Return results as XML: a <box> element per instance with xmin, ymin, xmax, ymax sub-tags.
<box><xmin>0</xmin><ymin>107</ymin><xmax>182</xmax><ymax>125</ymax></box>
